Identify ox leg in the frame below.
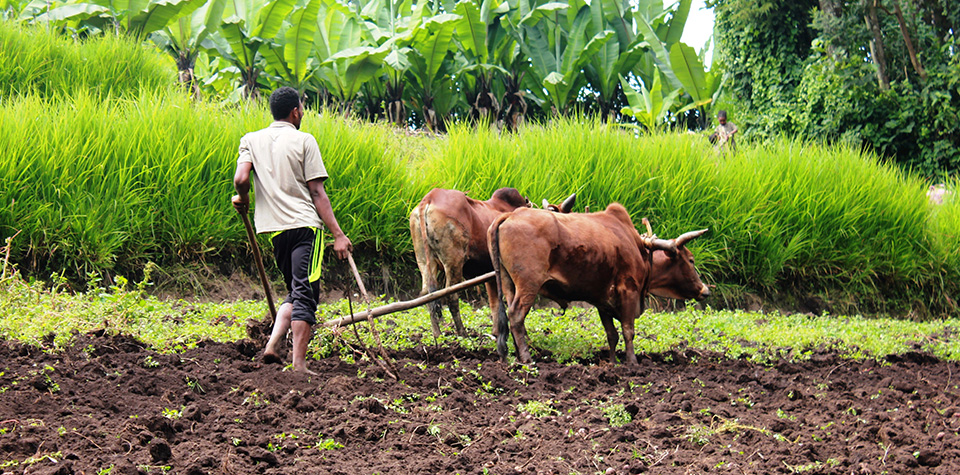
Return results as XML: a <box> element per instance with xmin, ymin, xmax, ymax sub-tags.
<box><xmin>424</xmin><ymin>262</ymin><xmax>443</xmax><ymax>339</ymax></box>
<box><xmin>598</xmin><ymin>308</ymin><xmax>620</xmax><ymax>364</ymax></box>
<box><xmin>507</xmin><ymin>294</ymin><xmax>536</xmax><ymax>364</ymax></box>
<box><xmin>621</xmin><ymin>297</ymin><xmax>641</xmax><ymax>365</ymax></box>
<box><xmin>411</xmin><ymin>212</ymin><xmax>445</xmax><ymax>339</ymax></box>
<box><xmin>443</xmin><ymin>264</ymin><xmax>467</xmax><ymax>336</ymax></box>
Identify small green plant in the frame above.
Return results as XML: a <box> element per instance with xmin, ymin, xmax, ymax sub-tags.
<box><xmin>141</xmin><ymin>356</ymin><xmax>159</xmax><ymax>368</ymax></box>
<box><xmin>518</xmin><ymin>400</ymin><xmax>559</xmax><ymax>418</ymax></box>
<box><xmin>184</xmin><ymin>377</ymin><xmax>204</xmax><ymax>394</ymax></box>
<box><xmin>161</xmin><ymin>407</ymin><xmax>182</xmax><ymax>420</ymax></box>
<box><xmin>601</xmin><ymin>404</ymin><xmax>632</xmax><ymax>428</ymax></box>
<box><xmin>243</xmin><ymin>390</ymin><xmax>270</xmax><ymax>407</ymax></box>
<box><xmin>776</xmin><ymin>408</ymin><xmax>796</xmax><ymax>420</ymax></box>
<box><xmin>313</xmin><ymin>437</ymin><xmax>343</xmax><ymax>450</ymax></box>
<box><xmin>685</xmin><ymin>424</ymin><xmax>712</xmax><ymax>445</ymax></box>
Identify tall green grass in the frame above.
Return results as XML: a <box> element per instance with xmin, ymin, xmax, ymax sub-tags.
<box><xmin>0</xmin><ymin>92</ymin><xmax>412</xmax><ymax>277</ymax></box>
<box><xmin>2</xmin><ymin>97</ymin><xmax>958</xmax><ymax>315</ymax></box>
<box><xmin>0</xmin><ymin>21</ymin><xmax>172</xmax><ymax>99</ymax></box>
<box><xmin>2</xmin><ymin>21</ymin><xmax>959</xmax><ymax>316</ymax></box>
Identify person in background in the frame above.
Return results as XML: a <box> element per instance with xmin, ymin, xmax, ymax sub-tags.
<box><xmin>709</xmin><ymin>110</ymin><xmax>738</xmax><ymax>153</ymax></box>
<box><xmin>232</xmin><ymin>86</ymin><xmax>352</xmax><ymax>374</ymax></box>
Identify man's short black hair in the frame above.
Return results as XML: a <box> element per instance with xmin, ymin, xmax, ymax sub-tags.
<box><xmin>270</xmin><ymin>87</ymin><xmax>301</xmax><ymax>120</ymax></box>
<box><xmin>717</xmin><ymin>110</ymin><xmax>728</xmax><ymax>119</ymax></box>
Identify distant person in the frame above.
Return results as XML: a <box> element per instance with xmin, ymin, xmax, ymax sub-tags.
<box><xmin>927</xmin><ymin>183</ymin><xmax>951</xmax><ymax>205</ymax></box>
<box><xmin>232</xmin><ymin>86</ymin><xmax>353</xmax><ymax>374</ymax></box>
<box><xmin>708</xmin><ymin>110</ymin><xmax>738</xmax><ymax>153</ymax></box>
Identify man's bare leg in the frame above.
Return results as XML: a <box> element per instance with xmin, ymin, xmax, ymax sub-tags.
<box><xmin>291</xmin><ymin>320</ymin><xmax>315</xmax><ymax>374</ymax></box>
<box><xmin>263</xmin><ymin>303</ymin><xmax>293</xmax><ymax>364</ymax></box>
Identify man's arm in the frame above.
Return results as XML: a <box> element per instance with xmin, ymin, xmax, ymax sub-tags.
<box><xmin>307</xmin><ymin>178</ymin><xmax>353</xmax><ymax>259</ymax></box>
<box><xmin>232</xmin><ymin>162</ymin><xmax>253</xmax><ymax>214</ymax></box>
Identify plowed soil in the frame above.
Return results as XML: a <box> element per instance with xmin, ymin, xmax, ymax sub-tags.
<box><xmin>1</xmin><ymin>331</ymin><xmax>959</xmax><ymax>475</ymax></box>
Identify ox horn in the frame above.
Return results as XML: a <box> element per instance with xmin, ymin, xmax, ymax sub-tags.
<box><xmin>647</xmin><ymin>238</ymin><xmax>677</xmax><ymax>253</ymax></box>
<box><xmin>560</xmin><ymin>193</ymin><xmax>576</xmax><ymax>213</ymax></box>
<box><xmin>675</xmin><ymin>229</ymin><xmax>709</xmax><ymax>248</ymax></box>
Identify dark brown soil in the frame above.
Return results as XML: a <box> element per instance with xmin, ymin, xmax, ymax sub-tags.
<box><xmin>1</xmin><ymin>331</ymin><xmax>959</xmax><ymax>475</ymax></box>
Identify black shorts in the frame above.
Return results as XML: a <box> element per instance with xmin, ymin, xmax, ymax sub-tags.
<box><xmin>271</xmin><ymin>228</ymin><xmax>324</xmax><ymax>324</ymax></box>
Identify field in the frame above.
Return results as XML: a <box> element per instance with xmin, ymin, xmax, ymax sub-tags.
<box><xmin>2</xmin><ymin>328</ymin><xmax>959</xmax><ymax>475</ymax></box>
<box><xmin>2</xmin><ymin>277</ymin><xmax>960</xmax><ymax>475</ymax></box>
<box><xmin>3</xmin><ymin>18</ymin><xmax>960</xmax><ymax>475</ymax></box>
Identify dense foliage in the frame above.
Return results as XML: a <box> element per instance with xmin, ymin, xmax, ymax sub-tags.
<box><xmin>2</xmin><ymin>0</ymin><xmax>719</xmax><ymax>131</ymax></box>
<box><xmin>712</xmin><ymin>0</ymin><xmax>960</xmax><ymax>178</ymax></box>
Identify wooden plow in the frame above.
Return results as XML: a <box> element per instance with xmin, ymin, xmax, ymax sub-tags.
<box><xmin>322</xmin><ymin>271</ymin><xmax>495</xmax><ymax>328</ymax></box>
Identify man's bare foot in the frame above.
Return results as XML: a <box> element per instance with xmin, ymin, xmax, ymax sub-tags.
<box><xmin>293</xmin><ymin>365</ymin><xmax>317</xmax><ymax>376</ymax></box>
<box><xmin>262</xmin><ymin>352</ymin><xmax>283</xmax><ymax>364</ymax></box>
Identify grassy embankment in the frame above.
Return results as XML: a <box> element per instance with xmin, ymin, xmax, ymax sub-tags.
<box><xmin>1</xmin><ymin>20</ymin><xmax>960</xmax><ymax>363</ymax></box>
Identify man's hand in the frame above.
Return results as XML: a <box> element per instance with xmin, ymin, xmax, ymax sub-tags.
<box><xmin>333</xmin><ymin>234</ymin><xmax>353</xmax><ymax>260</ymax></box>
<box><xmin>232</xmin><ymin>194</ymin><xmax>249</xmax><ymax>214</ymax></box>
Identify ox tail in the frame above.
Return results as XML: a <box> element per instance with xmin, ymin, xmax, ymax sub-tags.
<box><xmin>418</xmin><ymin>202</ymin><xmax>432</xmax><ymax>284</ymax></box>
<box><xmin>489</xmin><ymin>215</ymin><xmax>510</xmax><ymax>362</ymax></box>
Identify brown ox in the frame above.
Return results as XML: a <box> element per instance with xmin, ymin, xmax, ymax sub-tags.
<box><xmin>488</xmin><ymin>204</ymin><xmax>708</xmax><ymax>364</ymax></box>
<box><xmin>410</xmin><ymin>188</ymin><xmax>574</xmax><ymax>338</ymax></box>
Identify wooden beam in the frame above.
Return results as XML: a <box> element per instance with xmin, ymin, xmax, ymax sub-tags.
<box><xmin>322</xmin><ymin>271</ymin><xmax>496</xmax><ymax>328</ymax></box>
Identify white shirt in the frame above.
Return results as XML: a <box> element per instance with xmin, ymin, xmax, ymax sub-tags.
<box><xmin>237</xmin><ymin>121</ymin><xmax>328</xmax><ymax>233</ymax></box>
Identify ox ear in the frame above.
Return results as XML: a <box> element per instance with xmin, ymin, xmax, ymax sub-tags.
<box><xmin>560</xmin><ymin>193</ymin><xmax>576</xmax><ymax>213</ymax></box>
<box><xmin>675</xmin><ymin>229</ymin><xmax>709</xmax><ymax>248</ymax></box>
<box><xmin>542</xmin><ymin>198</ymin><xmax>552</xmax><ymax>210</ymax></box>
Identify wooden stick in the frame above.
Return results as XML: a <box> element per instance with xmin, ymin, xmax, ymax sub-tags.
<box><xmin>346</xmin><ymin>252</ymin><xmax>398</xmax><ymax>380</ymax></box>
<box><xmin>238</xmin><ymin>211</ymin><xmax>276</xmax><ymax>323</ymax></box>
<box><xmin>323</xmin><ymin>271</ymin><xmax>495</xmax><ymax>328</ymax></box>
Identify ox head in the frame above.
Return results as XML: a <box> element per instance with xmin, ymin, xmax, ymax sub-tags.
<box><xmin>490</xmin><ymin>187</ymin><xmax>533</xmax><ymax>209</ymax></box>
<box><xmin>645</xmin><ymin>228</ymin><xmax>711</xmax><ymax>301</ymax></box>
<box><xmin>541</xmin><ymin>193</ymin><xmax>577</xmax><ymax>213</ymax></box>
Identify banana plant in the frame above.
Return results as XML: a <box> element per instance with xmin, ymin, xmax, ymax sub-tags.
<box><xmin>668</xmin><ymin>41</ymin><xmax>721</xmax><ymax>111</ymax></box>
<box><xmin>582</xmin><ymin>0</ymin><xmax>645</xmax><ymax>121</ymax></box>
<box><xmin>353</xmin><ymin>0</ymin><xmax>418</xmax><ymax>124</ymax></box>
<box><xmin>404</xmin><ymin>10</ymin><xmax>462</xmax><ymax>131</ymax></box>
<box><xmin>213</xmin><ymin>0</ymin><xmax>296</xmax><ymax>99</ymax></box>
<box><xmin>618</xmin><ymin>70</ymin><xmax>696</xmax><ymax>131</ymax></box>
<box><xmin>33</xmin><ymin>0</ymin><xmax>209</xmax><ymax>39</ymax></box>
<box><xmin>631</xmin><ymin>0</ymin><xmax>686</xmax><ymax>91</ymax></box>
<box><xmin>149</xmin><ymin>0</ymin><xmax>227</xmax><ymax>95</ymax></box>
<box><xmin>513</xmin><ymin>0</ymin><xmax>613</xmax><ymax>116</ymax></box>
<box><xmin>312</xmin><ymin>0</ymin><xmax>393</xmax><ymax>114</ymax></box>
<box><xmin>451</xmin><ymin>0</ymin><xmax>511</xmax><ymax>124</ymax></box>
<box><xmin>261</xmin><ymin>0</ymin><xmax>321</xmax><ymax>91</ymax></box>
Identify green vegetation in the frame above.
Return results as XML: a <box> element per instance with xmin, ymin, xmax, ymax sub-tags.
<box><xmin>713</xmin><ymin>0</ymin><xmax>960</xmax><ymax>177</ymax></box>
<box><xmin>3</xmin><ymin>86</ymin><xmax>959</xmax><ymax>313</ymax></box>
<box><xmin>1</xmin><ymin>16</ymin><xmax>959</xmax><ymax>318</ymax></box>
<box><xmin>0</xmin><ymin>21</ymin><xmax>173</xmax><ymax>99</ymax></box>
<box><xmin>4</xmin><ymin>0</ymin><xmax>715</xmax><ymax>129</ymax></box>
<box><xmin>4</xmin><ymin>271</ymin><xmax>959</xmax><ymax>364</ymax></box>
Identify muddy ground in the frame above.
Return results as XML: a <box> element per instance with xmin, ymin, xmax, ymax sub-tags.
<box><xmin>1</xmin><ymin>329</ymin><xmax>959</xmax><ymax>475</ymax></box>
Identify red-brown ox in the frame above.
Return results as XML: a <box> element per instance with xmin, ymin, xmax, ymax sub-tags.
<box><xmin>488</xmin><ymin>203</ymin><xmax>709</xmax><ymax>364</ymax></box>
<box><xmin>410</xmin><ymin>188</ymin><xmax>575</xmax><ymax>338</ymax></box>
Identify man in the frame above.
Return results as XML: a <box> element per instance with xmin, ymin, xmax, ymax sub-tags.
<box><xmin>709</xmin><ymin>110</ymin><xmax>738</xmax><ymax>153</ymax></box>
<box><xmin>232</xmin><ymin>87</ymin><xmax>352</xmax><ymax>374</ymax></box>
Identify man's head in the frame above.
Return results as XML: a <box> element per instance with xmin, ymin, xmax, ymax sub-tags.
<box><xmin>717</xmin><ymin>110</ymin><xmax>728</xmax><ymax>125</ymax></box>
<box><xmin>270</xmin><ymin>87</ymin><xmax>304</xmax><ymax>129</ymax></box>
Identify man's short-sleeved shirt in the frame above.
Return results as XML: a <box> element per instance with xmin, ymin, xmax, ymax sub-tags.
<box><xmin>715</xmin><ymin>122</ymin><xmax>737</xmax><ymax>140</ymax></box>
<box><xmin>237</xmin><ymin>121</ymin><xmax>328</xmax><ymax>234</ymax></box>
